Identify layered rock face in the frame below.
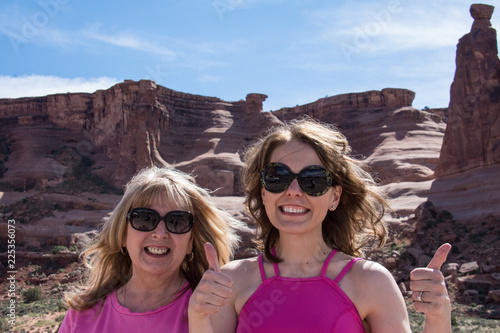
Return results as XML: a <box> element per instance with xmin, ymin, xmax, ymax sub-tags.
<box><xmin>1</xmin><ymin>84</ymin><xmax>445</xmax><ymax>248</ymax></box>
<box><xmin>0</xmin><ymin>81</ymin><xmax>278</xmax><ymax>194</ymax></box>
<box><xmin>435</xmin><ymin>4</ymin><xmax>500</xmax><ymax>177</ymax></box>
<box><xmin>1</xmin><ymin>82</ymin><xmax>434</xmax><ymax>195</ymax></box>
<box><xmin>271</xmin><ymin>89</ymin><xmax>443</xmax><ymax>184</ymax></box>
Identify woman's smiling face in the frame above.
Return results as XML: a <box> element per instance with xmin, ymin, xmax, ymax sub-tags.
<box><xmin>261</xmin><ymin>140</ymin><xmax>342</xmax><ymax>237</ymax></box>
<box><xmin>124</xmin><ymin>196</ymin><xmax>193</xmax><ymax>280</ymax></box>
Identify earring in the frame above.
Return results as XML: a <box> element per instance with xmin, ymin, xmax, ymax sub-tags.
<box><xmin>329</xmin><ymin>205</ymin><xmax>336</xmax><ymax>211</ymax></box>
<box><xmin>120</xmin><ymin>247</ymin><xmax>128</xmax><ymax>255</ymax></box>
<box><xmin>186</xmin><ymin>252</ymin><xmax>194</xmax><ymax>262</ymax></box>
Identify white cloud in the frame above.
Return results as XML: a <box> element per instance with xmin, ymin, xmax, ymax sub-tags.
<box><xmin>0</xmin><ymin>75</ymin><xmax>119</xmax><ymax>98</ymax></box>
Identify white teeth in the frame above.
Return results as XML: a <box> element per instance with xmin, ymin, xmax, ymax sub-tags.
<box><xmin>146</xmin><ymin>247</ymin><xmax>168</xmax><ymax>255</ymax></box>
<box><xmin>281</xmin><ymin>206</ymin><xmax>307</xmax><ymax>214</ymax></box>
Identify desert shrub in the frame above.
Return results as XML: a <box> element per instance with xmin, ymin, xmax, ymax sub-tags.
<box><xmin>23</xmin><ymin>286</ymin><xmax>43</xmax><ymax>303</ymax></box>
<box><xmin>52</xmin><ymin>245</ymin><xmax>69</xmax><ymax>254</ymax></box>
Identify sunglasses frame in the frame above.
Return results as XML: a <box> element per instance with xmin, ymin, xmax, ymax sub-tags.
<box><xmin>127</xmin><ymin>208</ymin><xmax>194</xmax><ymax>234</ymax></box>
<box><xmin>260</xmin><ymin>162</ymin><xmax>334</xmax><ymax>196</ymax></box>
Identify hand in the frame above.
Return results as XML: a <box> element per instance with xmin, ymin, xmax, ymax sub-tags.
<box><xmin>188</xmin><ymin>243</ymin><xmax>233</xmax><ymax>319</ymax></box>
<box><xmin>410</xmin><ymin>243</ymin><xmax>452</xmax><ymax>331</ymax></box>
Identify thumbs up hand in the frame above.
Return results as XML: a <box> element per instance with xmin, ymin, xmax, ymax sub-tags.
<box><xmin>189</xmin><ymin>243</ymin><xmax>233</xmax><ymax>321</ymax></box>
<box><xmin>410</xmin><ymin>243</ymin><xmax>452</xmax><ymax>332</ymax></box>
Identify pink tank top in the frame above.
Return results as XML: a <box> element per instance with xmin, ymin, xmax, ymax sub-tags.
<box><xmin>236</xmin><ymin>249</ymin><xmax>366</xmax><ymax>333</ymax></box>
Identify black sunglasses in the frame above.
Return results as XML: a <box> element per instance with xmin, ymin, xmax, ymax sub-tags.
<box><xmin>127</xmin><ymin>208</ymin><xmax>194</xmax><ymax>234</ymax></box>
<box><xmin>261</xmin><ymin>162</ymin><xmax>334</xmax><ymax>196</ymax></box>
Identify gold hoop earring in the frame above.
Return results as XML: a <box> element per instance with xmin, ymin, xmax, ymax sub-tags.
<box><xmin>186</xmin><ymin>252</ymin><xmax>194</xmax><ymax>262</ymax></box>
<box><xmin>120</xmin><ymin>247</ymin><xmax>128</xmax><ymax>255</ymax></box>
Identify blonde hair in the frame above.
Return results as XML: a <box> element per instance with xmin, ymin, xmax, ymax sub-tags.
<box><xmin>243</xmin><ymin>117</ymin><xmax>387</xmax><ymax>261</ymax></box>
<box><xmin>65</xmin><ymin>166</ymin><xmax>241</xmax><ymax>310</ymax></box>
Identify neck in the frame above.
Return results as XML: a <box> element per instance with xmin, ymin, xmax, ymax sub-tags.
<box><xmin>119</xmin><ymin>272</ymin><xmax>186</xmax><ymax>312</ymax></box>
<box><xmin>275</xmin><ymin>232</ymin><xmax>332</xmax><ymax>265</ymax></box>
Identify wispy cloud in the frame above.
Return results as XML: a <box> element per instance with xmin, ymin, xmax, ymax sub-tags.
<box><xmin>83</xmin><ymin>25</ymin><xmax>177</xmax><ymax>59</ymax></box>
<box><xmin>304</xmin><ymin>1</ymin><xmax>478</xmax><ymax>55</ymax></box>
<box><xmin>0</xmin><ymin>75</ymin><xmax>119</xmax><ymax>99</ymax></box>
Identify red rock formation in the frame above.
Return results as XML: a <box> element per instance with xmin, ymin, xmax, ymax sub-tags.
<box><xmin>0</xmin><ymin>81</ymin><xmax>281</xmax><ymax>194</ymax></box>
<box><xmin>0</xmin><ymin>81</ymin><xmax>441</xmax><ymax>195</ymax></box>
<box><xmin>272</xmin><ymin>89</ymin><xmax>444</xmax><ymax>184</ymax></box>
<box><xmin>435</xmin><ymin>4</ymin><xmax>500</xmax><ymax>177</ymax></box>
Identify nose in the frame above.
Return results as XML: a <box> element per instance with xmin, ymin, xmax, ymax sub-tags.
<box><xmin>152</xmin><ymin>219</ymin><xmax>170</xmax><ymax>238</ymax></box>
<box><xmin>285</xmin><ymin>178</ymin><xmax>303</xmax><ymax>196</ymax></box>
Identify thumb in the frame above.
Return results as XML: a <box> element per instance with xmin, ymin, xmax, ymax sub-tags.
<box><xmin>204</xmin><ymin>242</ymin><xmax>220</xmax><ymax>272</ymax></box>
<box><xmin>427</xmin><ymin>243</ymin><xmax>452</xmax><ymax>270</ymax></box>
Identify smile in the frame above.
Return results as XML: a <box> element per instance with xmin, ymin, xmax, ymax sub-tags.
<box><xmin>280</xmin><ymin>206</ymin><xmax>308</xmax><ymax>214</ymax></box>
<box><xmin>145</xmin><ymin>247</ymin><xmax>169</xmax><ymax>255</ymax></box>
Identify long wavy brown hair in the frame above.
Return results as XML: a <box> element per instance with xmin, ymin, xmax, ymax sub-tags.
<box><xmin>243</xmin><ymin>117</ymin><xmax>388</xmax><ymax>262</ymax></box>
<box><xmin>65</xmin><ymin>166</ymin><xmax>242</xmax><ymax>311</ymax></box>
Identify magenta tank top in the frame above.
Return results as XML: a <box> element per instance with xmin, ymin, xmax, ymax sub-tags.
<box><xmin>236</xmin><ymin>249</ymin><xmax>366</xmax><ymax>333</ymax></box>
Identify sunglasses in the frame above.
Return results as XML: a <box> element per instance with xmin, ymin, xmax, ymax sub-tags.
<box><xmin>261</xmin><ymin>162</ymin><xmax>334</xmax><ymax>197</ymax></box>
<box><xmin>127</xmin><ymin>208</ymin><xmax>194</xmax><ymax>234</ymax></box>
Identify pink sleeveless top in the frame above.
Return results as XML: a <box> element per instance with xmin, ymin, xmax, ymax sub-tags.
<box><xmin>59</xmin><ymin>282</ymin><xmax>191</xmax><ymax>333</ymax></box>
<box><xmin>236</xmin><ymin>249</ymin><xmax>366</xmax><ymax>333</ymax></box>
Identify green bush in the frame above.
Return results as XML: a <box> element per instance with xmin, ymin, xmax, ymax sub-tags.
<box><xmin>52</xmin><ymin>245</ymin><xmax>69</xmax><ymax>254</ymax></box>
<box><xmin>23</xmin><ymin>286</ymin><xmax>43</xmax><ymax>303</ymax></box>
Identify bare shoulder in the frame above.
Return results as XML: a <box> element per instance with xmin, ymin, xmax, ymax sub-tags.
<box><xmin>221</xmin><ymin>257</ymin><xmax>262</xmax><ymax>292</ymax></box>
<box><xmin>342</xmin><ymin>258</ymin><xmax>404</xmax><ymax>320</ymax></box>
<box><xmin>221</xmin><ymin>256</ymin><xmax>260</xmax><ymax>280</ymax></box>
<box><xmin>351</xmin><ymin>259</ymin><xmax>394</xmax><ymax>282</ymax></box>
<box><xmin>345</xmin><ymin>259</ymin><xmax>398</xmax><ymax>297</ymax></box>
<box><xmin>221</xmin><ymin>256</ymin><xmax>264</xmax><ymax>314</ymax></box>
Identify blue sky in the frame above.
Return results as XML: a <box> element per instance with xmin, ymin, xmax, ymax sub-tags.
<box><xmin>0</xmin><ymin>0</ymin><xmax>499</xmax><ymax>111</ymax></box>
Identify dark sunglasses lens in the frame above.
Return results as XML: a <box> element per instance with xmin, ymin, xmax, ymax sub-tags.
<box><xmin>166</xmin><ymin>211</ymin><xmax>193</xmax><ymax>234</ymax></box>
<box><xmin>299</xmin><ymin>168</ymin><xmax>329</xmax><ymax>195</ymax></box>
<box><xmin>263</xmin><ymin>165</ymin><xmax>293</xmax><ymax>193</ymax></box>
<box><xmin>129</xmin><ymin>209</ymin><xmax>158</xmax><ymax>231</ymax></box>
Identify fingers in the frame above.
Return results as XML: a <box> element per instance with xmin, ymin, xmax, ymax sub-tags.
<box><xmin>410</xmin><ymin>243</ymin><xmax>451</xmax><ymax>281</ymax></box>
<box><xmin>192</xmin><ymin>270</ymin><xmax>233</xmax><ymax>314</ymax></box>
<box><xmin>205</xmin><ymin>242</ymin><xmax>221</xmax><ymax>272</ymax></box>
<box><xmin>413</xmin><ymin>292</ymin><xmax>451</xmax><ymax>316</ymax></box>
<box><xmin>409</xmin><ymin>243</ymin><xmax>452</xmax><ymax>318</ymax></box>
<box><xmin>427</xmin><ymin>243</ymin><xmax>451</xmax><ymax>270</ymax></box>
<box><xmin>188</xmin><ymin>243</ymin><xmax>232</xmax><ymax>318</ymax></box>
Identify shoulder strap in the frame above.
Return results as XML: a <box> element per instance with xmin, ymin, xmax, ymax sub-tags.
<box><xmin>334</xmin><ymin>258</ymin><xmax>363</xmax><ymax>284</ymax></box>
<box><xmin>257</xmin><ymin>254</ymin><xmax>267</xmax><ymax>282</ymax></box>
<box><xmin>320</xmin><ymin>249</ymin><xmax>338</xmax><ymax>277</ymax></box>
<box><xmin>270</xmin><ymin>247</ymin><xmax>279</xmax><ymax>276</ymax></box>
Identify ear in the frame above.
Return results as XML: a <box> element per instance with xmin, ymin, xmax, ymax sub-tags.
<box><xmin>187</xmin><ymin>234</ymin><xmax>194</xmax><ymax>255</ymax></box>
<box><xmin>330</xmin><ymin>185</ymin><xmax>342</xmax><ymax>207</ymax></box>
<box><xmin>261</xmin><ymin>186</ymin><xmax>266</xmax><ymax>201</ymax></box>
<box><xmin>122</xmin><ymin>226</ymin><xmax>128</xmax><ymax>248</ymax></box>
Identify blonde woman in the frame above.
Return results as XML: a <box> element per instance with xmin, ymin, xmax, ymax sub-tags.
<box><xmin>189</xmin><ymin>118</ymin><xmax>451</xmax><ymax>333</ymax></box>
<box><xmin>59</xmin><ymin>166</ymin><xmax>241</xmax><ymax>332</ymax></box>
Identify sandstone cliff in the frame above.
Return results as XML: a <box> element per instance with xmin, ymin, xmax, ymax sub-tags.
<box><xmin>435</xmin><ymin>4</ymin><xmax>500</xmax><ymax>176</ymax></box>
